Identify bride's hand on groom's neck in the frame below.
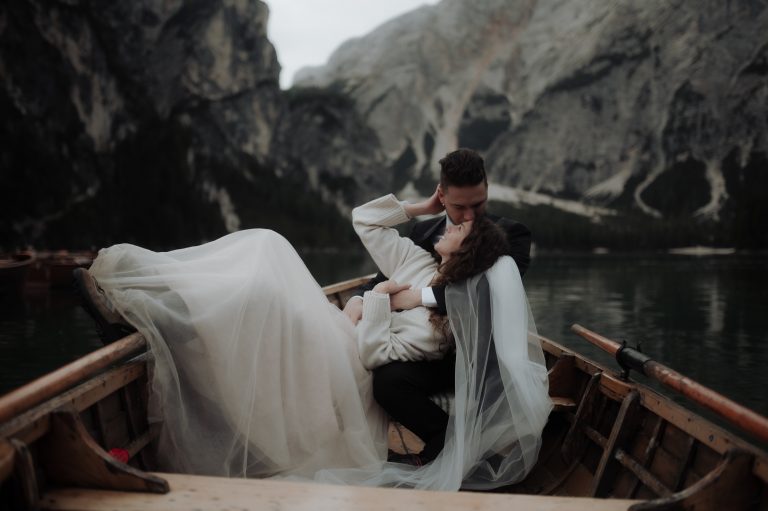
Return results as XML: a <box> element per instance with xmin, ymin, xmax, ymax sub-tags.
<box><xmin>403</xmin><ymin>186</ymin><xmax>444</xmax><ymax>218</ymax></box>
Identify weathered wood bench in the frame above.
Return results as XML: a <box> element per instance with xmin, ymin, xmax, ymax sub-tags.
<box><xmin>39</xmin><ymin>472</ymin><xmax>639</xmax><ymax>511</ymax></box>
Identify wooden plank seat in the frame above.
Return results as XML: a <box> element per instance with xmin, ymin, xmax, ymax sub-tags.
<box><xmin>424</xmin><ymin>393</ymin><xmax>575</xmax><ymax>419</ymax></box>
<box><xmin>39</xmin><ymin>472</ymin><xmax>640</xmax><ymax>511</ymax></box>
<box><xmin>551</xmin><ymin>396</ymin><xmax>577</xmax><ymax>412</ymax></box>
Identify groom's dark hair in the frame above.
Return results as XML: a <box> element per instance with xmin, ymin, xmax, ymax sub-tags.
<box><xmin>439</xmin><ymin>148</ymin><xmax>487</xmax><ymax>189</ymax></box>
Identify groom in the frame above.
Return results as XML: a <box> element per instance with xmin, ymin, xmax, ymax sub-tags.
<box><xmin>344</xmin><ymin>148</ymin><xmax>532</xmax><ymax>464</ymax></box>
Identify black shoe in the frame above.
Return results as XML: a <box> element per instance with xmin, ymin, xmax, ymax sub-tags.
<box><xmin>387</xmin><ymin>450</ymin><xmax>426</xmax><ymax>467</ymax></box>
<box><xmin>73</xmin><ymin>268</ymin><xmax>137</xmax><ymax>344</ymax></box>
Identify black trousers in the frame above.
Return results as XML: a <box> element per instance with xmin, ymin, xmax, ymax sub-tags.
<box><xmin>372</xmin><ymin>353</ymin><xmax>456</xmax><ymax>461</ymax></box>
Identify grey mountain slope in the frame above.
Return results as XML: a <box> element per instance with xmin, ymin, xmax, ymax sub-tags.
<box><xmin>296</xmin><ymin>0</ymin><xmax>768</xmax><ymax>224</ymax></box>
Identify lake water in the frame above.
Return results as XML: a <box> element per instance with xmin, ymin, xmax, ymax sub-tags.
<box><xmin>1</xmin><ymin>252</ymin><xmax>766</xmax><ymax>443</ymax></box>
<box><xmin>522</xmin><ymin>253</ymin><xmax>768</xmax><ymax>436</ymax></box>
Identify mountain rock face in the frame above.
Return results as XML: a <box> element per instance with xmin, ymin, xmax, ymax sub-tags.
<box><xmin>1</xmin><ymin>0</ymin><xmax>373</xmax><ymax>250</ymax></box>
<box><xmin>296</xmin><ymin>0</ymin><xmax>768</xmax><ymax>248</ymax></box>
<box><xmin>3</xmin><ymin>0</ymin><xmax>766</xmax><ymax>251</ymax></box>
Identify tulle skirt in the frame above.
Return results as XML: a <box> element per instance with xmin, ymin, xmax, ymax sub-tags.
<box><xmin>90</xmin><ymin>229</ymin><xmax>388</xmax><ymax>478</ymax></box>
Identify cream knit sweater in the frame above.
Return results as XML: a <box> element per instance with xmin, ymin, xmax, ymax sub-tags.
<box><xmin>352</xmin><ymin>194</ymin><xmax>446</xmax><ymax>370</ymax></box>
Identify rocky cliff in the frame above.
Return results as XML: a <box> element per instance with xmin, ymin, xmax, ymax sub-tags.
<box><xmin>297</xmin><ymin>0</ymin><xmax>768</xmax><ymax>248</ymax></box>
<box><xmin>1</xmin><ymin>0</ymin><xmax>374</xmax><ymax>250</ymax></box>
<box><xmin>3</xmin><ymin>0</ymin><xmax>767</xmax><ymax>251</ymax></box>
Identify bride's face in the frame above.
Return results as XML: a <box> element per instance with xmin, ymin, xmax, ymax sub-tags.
<box><xmin>435</xmin><ymin>221</ymin><xmax>473</xmax><ymax>259</ymax></box>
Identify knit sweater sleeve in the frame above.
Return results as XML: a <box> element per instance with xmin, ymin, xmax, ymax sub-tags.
<box><xmin>351</xmin><ymin>194</ymin><xmax>418</xmax><ymax>279</ymax></box>
<box><xmin>351</xmin><ymin>194</ymin><xmax>438</xmax><ymax>369</ymax></box>
<box><xmin>355</xmin><ymin>292</ymin><xmax>438</xmax><ymax>369</ymax></box>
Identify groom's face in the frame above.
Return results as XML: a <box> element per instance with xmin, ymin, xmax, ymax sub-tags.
<box><xmin>439</xmin><ymin>182</ymin><xmax>488</xmax><ymax>225</ymax></box>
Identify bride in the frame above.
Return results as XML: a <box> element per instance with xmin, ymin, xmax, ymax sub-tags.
<box><xmin>78</xmin><ymin>191</ymin><xmax>552</xmax><ymax>490</ymax></box>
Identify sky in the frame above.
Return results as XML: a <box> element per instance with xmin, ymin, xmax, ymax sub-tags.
<box><xmin>266</xmin><ymin>0</ymin><xmax>440</xmax><ymax>89</ymax></box>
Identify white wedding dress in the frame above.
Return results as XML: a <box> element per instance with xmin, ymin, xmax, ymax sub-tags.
<box><xmin>89</xmin><ymin>195</ymin><xmax>552</xmax><ymax>490</ymax></box>
<box><xmin>91</xmin><ymin>229</ymin><xmax>388</xmax><ymax>478</ymax></box>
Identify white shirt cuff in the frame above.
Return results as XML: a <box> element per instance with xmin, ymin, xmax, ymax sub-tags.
<box><xmin>421</xmin><ymin>287</ymin><xmax>437</xmax><ymax>307</ymax></box>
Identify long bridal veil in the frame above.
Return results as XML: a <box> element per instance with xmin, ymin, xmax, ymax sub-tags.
<box><xmin>90</xmin><ymin>229</ymin><xmax>388</xmax><ymax>478</ymax></box>
<box><xmin>443</xmin><ymin>255</ymin><xmax>552</xmax><ymax>488</ymax></box>
<box><xmin>316</xmin><ymin>255</ymin><xmax>552</xmax><ymax>489</ymax></box>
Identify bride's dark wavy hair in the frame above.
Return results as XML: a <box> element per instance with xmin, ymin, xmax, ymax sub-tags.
<box><xmin>429</xmin><ymin>215</ymin><xmax>510</xmax><ymax>342</ymax></box>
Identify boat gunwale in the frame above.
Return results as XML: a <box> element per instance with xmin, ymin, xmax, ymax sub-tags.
<box><xmin>0</xmin><ymin>334</ymin><xmax>147</xmax><ymax>425</ymax></box>
<box><xmin>537</xmin><ymin>334</ymin><xmax>768</xmax><ymax>483</ymax></box>
<box><xmin>0</xmin><ymin>354</ymin><xmax>149</xmax><ymax>443</ymax></box>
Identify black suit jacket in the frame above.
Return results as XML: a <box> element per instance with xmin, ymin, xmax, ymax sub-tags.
<box><xmin>359</xmin><ymin>214</ymin><xmax>532</xmax><ymax>313</ymax></box>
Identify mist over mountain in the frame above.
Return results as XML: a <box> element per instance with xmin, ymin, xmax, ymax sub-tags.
<box><xmin>2</xmin><ymin>0</ymin><xmax>766</xmax><ymax>251</ymax></box>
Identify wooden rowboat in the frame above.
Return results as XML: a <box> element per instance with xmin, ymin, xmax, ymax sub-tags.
<box><xmin>1</xmin><ymin>275</ymin><xmax>767</xmax><ymax>510</ymax></box>
<box><xmin>22</xmin><ymin>250</ymin><xmax>96</xmax><ymax>289</ymax></box>
<box><xmin>0</xmin><ymin>250</ymin><xmax>95</xmax><ymax>293</ymax></box>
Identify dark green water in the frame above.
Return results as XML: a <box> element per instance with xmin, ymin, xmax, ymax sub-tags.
<box><xmin>1</xmin><ymin>252</ymin><xmax>766</xmax><ymax>442</ymax></box>
<box><xmin>522</xmin><ymin>253</ymin><xmax>768</xmax><ymax>431</ymax></box>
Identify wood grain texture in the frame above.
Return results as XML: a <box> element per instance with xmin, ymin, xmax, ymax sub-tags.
<box><xmin>40</xmin><ymin>472</ymin><xmax>640</xmax><ymax>511</ymax></box>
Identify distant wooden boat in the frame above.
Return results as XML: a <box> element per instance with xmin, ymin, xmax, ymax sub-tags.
<box><xmin>668</xmin><ymin>246</ymin><xmax>737</xmax><ymax>256</ymax></box>
<box><xmin>22</xmin><ymin>250</ymin><xmax>96</xmax><ymax>289</ymax></box>
<box><xmin>1</xmin><ymin>275</ymin><xmax>766</xmax><ymax>510</ymax></box>
<box><xmin>0</xmin><ymin>253</ymin><xmax>35</xmax><ymax>294</ymax></box>
<box><xmin>46</xmin><ymin>251</ymin><xmax>96</xmax><ymax>288</ymax></box>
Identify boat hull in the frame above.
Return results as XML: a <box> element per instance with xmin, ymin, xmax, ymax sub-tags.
<box><xmin>1</xmin><ymin>275</ymin><xmax>766</xmax><ymax>510</ymax></box>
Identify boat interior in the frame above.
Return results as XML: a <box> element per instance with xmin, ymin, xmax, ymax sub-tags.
<box><xmin>1</xmin><ymin>276</ymin><xmax>766</xmax><ymax>510</ymax></box>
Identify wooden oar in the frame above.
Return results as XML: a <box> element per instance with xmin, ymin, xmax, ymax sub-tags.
<box><xmin>0</xmin><ymin>333</ymin><xmax>146</xmax><ymax>425</ymax></box>
<box><xmin>571</xmin><ymin>324</ymin><xmax>768</xmax><ymax>445</ymax></box>
<box><xmin>321</xmin><ymin>273</ymin><xmax>376</xmax><ymax>296</ymax></box>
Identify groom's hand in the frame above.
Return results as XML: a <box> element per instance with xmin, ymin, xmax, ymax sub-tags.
<box><xmin>372</xmin><ymin>280</ymin><xmax>411</xmax><ymax>295</ymax></box>
<box><xmin>389</xmin><ymin>288</ymin><xmax>421</xmax><ymax>311</ymax></box>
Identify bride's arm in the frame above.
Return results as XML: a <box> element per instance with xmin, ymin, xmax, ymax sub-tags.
<box><xmin>352</xmin><ymin>193</ymin><xmax>441</xmax><ymax>279</ymax></box>
<box><xmin>352</xmin><ymin>191</ymin><xmax>446</xmax><ymax>314</ymax></box>
<box><xmin>356</xmin><ymin>285</ymin><xmax>438</xmax><ymax>370</ymax></box>
<box><xmin>352</xmin><ymin>194</ymin><xmax>414</xmax><ymax>278</ymax></box>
